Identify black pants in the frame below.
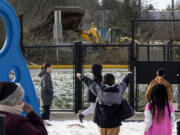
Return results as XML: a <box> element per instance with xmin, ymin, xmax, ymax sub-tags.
<box><xmin>42</xmin><ymin>105</ymin><xmax>50</xmax><ymax>120</ymax></box>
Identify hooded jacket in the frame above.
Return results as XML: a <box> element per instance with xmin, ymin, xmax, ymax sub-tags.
<box><xmin>39</xmin><ymin>71</ymin><xmax>53</xmax><ymax>106</ymax></box>
<box><xmin>145</xmin><ymin>76</ymin><xmax>172</xmax><ymax>101</ymax></box>
<box><xmin>38</xmin><ymin>70</ymin><xmax>46</xmax><ymax>78</ymax></box>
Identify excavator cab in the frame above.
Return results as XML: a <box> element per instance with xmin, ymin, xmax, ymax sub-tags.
<box><xmin>97</xmin><ymin>27</ymin><xmax>121</xmax><ymax>44</ymax></box>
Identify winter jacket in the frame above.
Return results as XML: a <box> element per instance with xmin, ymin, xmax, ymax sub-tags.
<box><xmin>80</xmin><ymin>73</ymin><xmax>133</xmax><ymax>128</ymax></box>
<box><xmin>39</xmin><ymin>71</ymin><xmax>53</xmax><ymax>106</ymax></box>
<box><xmin>145</xmin><ymin>76</ymin><xmax>172</xmax><ymax>101</ymax></box>
<box><xmin>94</xmin><ymin>103</ymin><xmax>122</xmax><ymax>128</ymax></box>
<box><xmin>0</xmin><ymin>111</ymin><xmax>48</xmax><ymax>135</ymax></box>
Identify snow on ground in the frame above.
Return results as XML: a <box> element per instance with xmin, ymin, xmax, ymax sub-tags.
<box><xmin>46</xmin><ymin>120</ymin><xmax>177</xmax><ymax>135</ymax></box>
<box><xmin>30</xmin><ymin>69</ymin><xmax>180</xmax><ymax>110</ymax></box>
<box><xmin>30</xmin><ymin>69</ymin><xmax>129</xmax><ymax>109</ymax></box>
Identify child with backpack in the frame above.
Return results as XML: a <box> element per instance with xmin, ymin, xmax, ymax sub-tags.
<box><xmin>144</xmin><ymin>84</ymin><xmax>175</xmax><ymax>135</ymax></box>
<box><xmin>77</xmin><ymin>72</ymin><xmax>133</xmax><ymax>135</ymax></box>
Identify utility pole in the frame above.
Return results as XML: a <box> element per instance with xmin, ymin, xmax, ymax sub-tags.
<box><xmin>138</xmin><ymin>0</ymin><xmax>142</xmax><ymax>41</ymax></box>
<box><xmin>172</xmin><ymin>0</ymin><xmax>174</xmax><ymax>12</ymax></box>
<box><xmin>172</xmin><ymin>0</ymin><xmax>175</xmax><ymax>38</ymax></box>
<box><xmin>54</xmin><ymin>10</ymin><xmax>63</xmax><ymax>64</ymax></box>
<box><xmin>138</xmin><ymin>0</ymin><xmax>141</xmax><ymax>14</ymax></box>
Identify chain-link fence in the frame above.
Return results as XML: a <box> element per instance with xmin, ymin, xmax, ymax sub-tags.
<box><xmin>132</xmin><ymin>19</ymin><xmax>180</xmax><ymax>112</ymax></box>
<box><xmin>24</xmin><ymin>45</ymin><xmax>75</xmax><ymax>111</ymax></box>
<box><xmin>136</xmin><ymin>44</ymin><xmax>180</xmax><ymax>111</ymax></box>
<box><xmin>23</xmin><ymin>42</ymin><xmax>180</xmax><ymax>112</ymax></box>
<box><xmin>80</xmin><ymin>45</ymin><xmax>130</xmax><ymax>109</ymax></box>
<box><xmin>24</xmin><ymin>44</ymin><xmax>131</xmax><ymax>112</ymax></box>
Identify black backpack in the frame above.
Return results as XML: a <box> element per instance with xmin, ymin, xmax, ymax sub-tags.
<box><xmin>94</xmin><ymin>99</ymin><xmax>134</xmax><ymax>128</ymax></box>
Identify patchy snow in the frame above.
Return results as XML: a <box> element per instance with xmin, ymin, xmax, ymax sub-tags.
<box><xmin>29</xmin><ymin>69</ymin><xmax>179</xmax><ymax>110</ymax></box>
<box><xmin>30</xmin><ymin>69</ymin><xmax>129</xmax><ymax>109</ymax></box>
<box><xmin>45</xmin><ymin>120</ymin><xmax>177</xmax><ymax>135</ymax></box>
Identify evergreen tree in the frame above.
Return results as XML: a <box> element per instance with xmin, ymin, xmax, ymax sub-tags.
<box><xmin>114</xmin><ymin>0</ymin><xmax>139</xmax><ymax>36</ymax></box>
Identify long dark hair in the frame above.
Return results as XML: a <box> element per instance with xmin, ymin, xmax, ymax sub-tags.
<box><xmin>148</xmin><ymin>84</ymin><xmax>171</xmax><ymax>123</ymax></box>
<box><xmin>41</xmin><ymin>63</ymin><xmax>51</xmax><ymax>71</ymax></box>
<box><xmin>92</xmin><ymin>64</ymin><xmax>103</xmax><ymax>83</ymax></box>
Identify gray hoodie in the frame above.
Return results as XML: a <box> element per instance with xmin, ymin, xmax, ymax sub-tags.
<box><xmin>38</xmin><ymin>70</ymin><xmax>46</xmax><ymax>78</ymax></box>
<box><xmin>39</xmin><ymin>71</ymin><xmax>53</xmax><ymax>106</ymax></box>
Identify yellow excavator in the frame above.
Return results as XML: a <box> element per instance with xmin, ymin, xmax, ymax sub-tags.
<box><xmin>75</xmin><ymin>22</ymin><xmax>120</xmax><ymax>44</ymax></box>
<box><xmin>74</xmin><ymin>22</ymin><xmax>104</xmax><ymax>44</ymax></box>
<box><xmin>74</xmin><ymin>22</ymin><xmax>139</xmax><ymax>45</ymax></box>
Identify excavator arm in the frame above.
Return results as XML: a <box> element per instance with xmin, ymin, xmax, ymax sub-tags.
<box><xmin>74</xmin><ymin>22</ymin><xmax>104</xmax><ymax>44</ymax></box>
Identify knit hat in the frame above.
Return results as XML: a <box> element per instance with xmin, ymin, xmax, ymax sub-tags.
<box><xmin>0</xmin><ymin>82</ymin><xmax>24</xmax><ymax>106</ymax></box>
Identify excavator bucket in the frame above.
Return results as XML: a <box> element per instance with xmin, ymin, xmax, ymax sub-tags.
<box><xmin>53</xmin><ymin>6</ymin><xmax>85</xmax><ymax>30</ymax></box>
<box><xmin>30</xmin><ymin>6</ymin><xmax>85</xmax><ymax>37</ymax></box>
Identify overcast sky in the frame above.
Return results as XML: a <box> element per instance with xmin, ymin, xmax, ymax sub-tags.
<box><xmin>152</xmin><ymin>0</ymin><xmax>178</xmax><ymax>10</ymax></box>
<box><xmin>99</xmin><ymin>0</ymin><xmax>179</xmax><ymax>10</ymax></box>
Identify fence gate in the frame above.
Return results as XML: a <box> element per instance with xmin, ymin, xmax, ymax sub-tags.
<box><xmin>130</xmin><ymin>19</ymin><xmax>180</xmax><ymax>111</ymax></box>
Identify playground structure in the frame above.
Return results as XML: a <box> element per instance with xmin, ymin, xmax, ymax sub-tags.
<box><xmin>0</xmin><ymin>0</ymin><xmax>40</xmax><ymax>115</ymax></box>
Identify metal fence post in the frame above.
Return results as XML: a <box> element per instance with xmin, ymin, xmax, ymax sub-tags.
<box><xmin>0</xmin><ymin>114</ymin><xmax>5</xmax><ymax>135</ymax></box>
<box><xmin>74</xmin><ymin>42</ymin><xmax>83</xmax><ymax>113</ymax></box>
<box><xmin>129</xmin><ymin>19</ymin><xmax>135</xmax><ymax>109</ymax></box>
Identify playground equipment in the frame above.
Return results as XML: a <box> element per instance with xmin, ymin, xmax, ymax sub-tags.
<box><xmin>0</xmin><ymin>0</ymin><xmax>40</xmax><ymax>115</ymax></box>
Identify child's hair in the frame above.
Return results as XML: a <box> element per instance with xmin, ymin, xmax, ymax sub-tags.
<box><xmin>148</xmin><ymin>84</ymin><xmax>170</xmax><ymax>123</ymax></box>
<box><xmin>41</xmin><ymin>63</ymin><xmax>51</xmax><ymax>71</ymax></box>
<box><xmin>157</xmin><ymin>68</ymin><xmax>165</xmax><ymax>76</ymax></box>
<box><xmin>104</xmin><ymin>73</ymin><xmax>115</xmax><ymax>86</ymax></box>
<box><xmin>92</xmin><ymin>64</ymin><xmax>103</xmax><ymax>83</ymax></box>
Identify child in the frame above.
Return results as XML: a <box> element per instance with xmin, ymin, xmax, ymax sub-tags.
<box><xmin>144</xmin><ymin>84</ymin><xmax>175</xmax><ymax>135</ymax></box>
<box><xmin>145</xmin><ymin>68</ymin><xmax>172</xmax><ymax>102</ymax></box>
<box><xmin>77</xmin><ymin>72</ymin><xmax>133</xmax><ymax>135</ymax></box>
<box><xmin>79</xmin><ymin>64</ymin><xmax>103</xmax><ymax>123</ymax></box>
